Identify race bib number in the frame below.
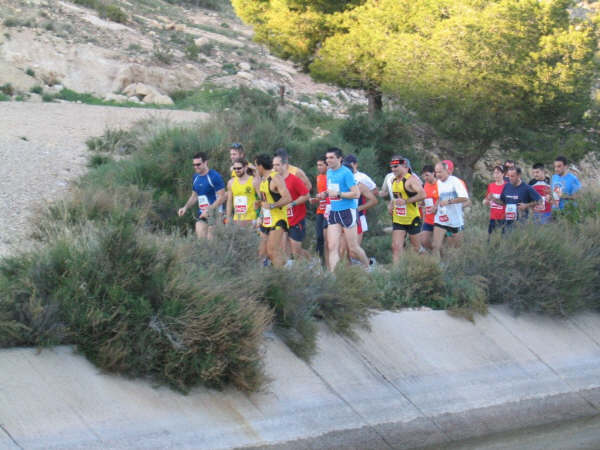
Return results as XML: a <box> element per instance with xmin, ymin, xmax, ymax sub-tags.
<box><xmin>319</xmin><ymin>199</ymin><xmax>327</xmax><ymax>210</ymax></box>
<box><xmin>287</xmin><ymin>205</ymin><xmax>294</xmax><ymax>218</ymax></box>
<box><xmin>262</xmin><ymin>208</ymin><xmax>272</xmax><ymax>226</ymax></box>
<box><xmin>395</xmin><ymin>204</ymin><xmax>407</xmax><ymax>216</ymax></box>
<box><xmin>505</xmin><ymin>203</ymin><xmax>517</xmax><ymax>221</ymax></box>
<box><xmin>424</xmin><ymin>198</ymin><xmax>434</xmax><ymax>215</ymax></box>
<box><xmin>328</xmin><ymin>183</ymin><xmax>340</xmax><ymax>201</ymax></box>
<box><xmin>438</xmin><ymin>206</ymin><xmax>449</xmax><ymax>223</ymax></box>
<box><xmin>534</xmin><ymin>198</ymin><xmax>545</xmax><ymax>212</ymax></box>
<box><xmin>234</xmin><ymin>196</ymin><xmax>248</xmax><ymax>214</ymax></box>
<box><xmin>198</xmin><ymin>195</ymin><xmax>209</xmax><ymax>212</ymax></box>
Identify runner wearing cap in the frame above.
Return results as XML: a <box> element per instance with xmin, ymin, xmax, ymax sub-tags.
<box><xmin>340</xmin><ymin>157</ymin><xmax>378</xmax><ymax>263</ymax></box>
<box><xmin>389</xmin><ymin>156</ymin><xmax>425</xmax><ymax>262</ymax></box>
<box><xmin>178</xmin><ymin>152</ymin><xmax>226</xmax><ymax>240</ymax></box>
<box><xmin>226</xmin><ymin>158</ymin><xmax>258</xmax><ymax>226</ymax></box>
<box><xmin>273</xmin><ymin>154</ymin><xmax>311</xmax><ymax>260</ymax></box>
<box><xmin>255</xmin><ymin>153</ymin><xmax>292</xmax><ymax>267</ymax></box>
<box><xmin>551</xmin><ymin>156</ymin><xmax>581</xmax><ymax>210</ymax></box>
<box><xmin>420</xmin><ymin>165</ymin><xmax>438</xmax><ymax>250</ymax></box>
<box><xmin>528</xmin><ymin>163</ymin><xmax>552</xmax><ymax>224</ymax></box>
<box><xmin>483</xmin><ymin>166</ymin><xmax>506</xmax><ymax>234</ymax></box>
<box><xmin>431</xmin><ymin>161</ymin><xmax>469</xmax><ymax>258</ymax></box>
<box><xmin>343</xmin><ymin>154</ymin><xmax>378</xmax><ymax>244</ymax></box>
<box><xmin>229</xmin><ymin>143</ymin><xmax>256</xmax><ymax>177</ymax></box>
<box><xmin>318</xmin><ymin>147</ymin><xmax>370</xmax><ymax>271</ymax></box>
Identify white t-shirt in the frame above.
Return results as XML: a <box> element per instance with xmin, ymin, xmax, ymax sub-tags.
<box><xmin>382</xmin><ymin>173</ymin><xmax>395</xmax><ymax>201</ymax></box>
<box><xmin>435</xmin><ymin>175</ymin><xmax>469</xmax><ymax>228</ymax></box>
<box><xmin>355</xmin><ymin>171</ymin><xmax>377</xmax><ymax>191</ymax></box>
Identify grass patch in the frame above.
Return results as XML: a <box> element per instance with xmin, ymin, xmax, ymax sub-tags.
<box><xmin>71</xmin><ymin>0</ymin><xmax>128</xmax><ymax>24</ymax></box>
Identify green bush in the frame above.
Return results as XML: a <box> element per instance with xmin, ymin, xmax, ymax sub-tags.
<box><xmin>100</xmin><ymin>4</ymin><xmax>127</xmax><ymax>24</ymax></box>
<box><xmin>30</xmin><ymin>85</ymin><xmax>43</xmax><ymax>94</ymax></box>
<box><xmin>0</xmin><ymin>83</ymin><xmax>14</xmax><ymax>96</ymax></box>
<box><xmin>0</xmin><ymin>224</ymin><xmax>271</xmax><ymax>392</ymax></box>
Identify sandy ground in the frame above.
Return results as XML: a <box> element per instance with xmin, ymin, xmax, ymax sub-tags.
<box><xmin>0</xmin><ymin>102</ymin><xmax>207</xmax><ymax>257</ymax></box>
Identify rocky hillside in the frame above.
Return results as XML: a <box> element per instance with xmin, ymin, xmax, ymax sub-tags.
<box><xmin>0</xmin><ymin>0</ymin><xmax>365</xmax><ymax>112</ymax></box>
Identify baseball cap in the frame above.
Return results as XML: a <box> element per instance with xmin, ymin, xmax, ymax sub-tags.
<box><xmin>442</xmin><ymin>159</ymin><xmax>454</xmax><ymax>172</ymax></box>
<box><xmin>343</xmin><ymin>154</ymin><xmax>358</xmax><ymax>165</ymax></box>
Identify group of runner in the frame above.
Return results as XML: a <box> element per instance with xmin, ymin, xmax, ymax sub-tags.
<box><xmin>178</xmin><ymin>144</ymin><xmax>582</xmax><ymax>270</ymax></box>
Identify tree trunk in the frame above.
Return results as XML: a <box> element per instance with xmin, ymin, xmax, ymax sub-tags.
<box><xmin>367</xmin><ymin>89</ymin><xmax>382</xmax><ymax>119</ymax></box>
<box><xmin>453</xmin><ymin>141</ymin><xmax>492</xmax><ymax>189</ymax></box>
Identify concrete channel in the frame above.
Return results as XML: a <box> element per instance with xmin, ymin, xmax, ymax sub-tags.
<box><xmin>1</xmin><ymin>305</ymin><xmax>599</xmax><ymax>449</ymax></box>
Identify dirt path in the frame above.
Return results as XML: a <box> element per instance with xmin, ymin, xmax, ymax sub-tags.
<box><xmin>0</xmin><ymin>102</ymin><xmax>207</xmax><ymax>257</ymax></box>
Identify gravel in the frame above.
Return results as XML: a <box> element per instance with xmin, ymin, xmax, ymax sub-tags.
<box><xmin>0</xmin><ymin>102</ymin><xmax>207</xmax><ymax>257</ymax></box>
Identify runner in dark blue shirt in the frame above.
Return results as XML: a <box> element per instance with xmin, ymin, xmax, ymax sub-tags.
<box><xmin>500</xmin><ymin>167</ymin><xmax>541</xmax><ymax>227</ymax></box>
<box><xmin>178</xmin><ymin>152</ymin><xmax>226</xmax><ymax>239</ymax></box>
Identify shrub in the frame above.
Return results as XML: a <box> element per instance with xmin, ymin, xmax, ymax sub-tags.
<box><xmin>0</xmin><ymin>93</ymin><xmax>9</xmax><ymax>102</ymax></box>
<box><xmin>185</xmin><ymin>42</ymin><xmax>200</xmax><ymax>60</ymax></box>
<box><xmin>25</xmin><ymin>68</ymin><xmax>35</xmax><ymax>77</ymax></box>
<box><xmin>86</xmin><ymin>128</ymin><xmax>140</xmax><ymax>154</ymax></box>
<box><xmin>30</xmin><ymin>85</ymin><xmax>43</xmax><ymax>94</ymax></box>
<box><xmin>100</xmin><ymin>5</ymin><xmax>127</xmax><ymax>24</ymax></box>
<box><xmin>0</xmin><ymin>83</ymin><xmax>14</xmax><ymax>96</ymax></box>
<box><xmin>0</xmin><ymin>224</ymin><xmax>272</xmax><ymax>392</ymax></box>
<box><xmin>42</xmin><ymin>93</ymin><xmax>54</xmax><ymax>102</ymax></box>
<box><xmin>198</xmin><ymin>41</ymin><xmax>215</xmax><ymax>56</ymax></box>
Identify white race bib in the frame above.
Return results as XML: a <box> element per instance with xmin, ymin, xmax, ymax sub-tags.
<box><xmin>234</xmin><ymin>196</ymin><xmax>248</xmax><ymax>214</ymax></box>
<box><xmin>534</xmin><ymin>198</ymin><xmax>545</xmax><ymax>212</ymax></box>
<box><xmin>328</xmin><ymin>183</ymin><xmax>340</xmax><ymax>200</ymax></box>
<box><xmin>505</xmin><ymin>203</ymin><xmax>517</xmax><ymax>221</ymax></box>
<box><xmin>262</xmin><ymin>208</ymin><xmax>272</xmax><ymax>226</ymax></box>
<box><xmin>438</xmin><ymin>206</ymin><xmax>449</xmax><ymax>223</ymax></box>
<box><xmin>424</xmin><ymin>198</ymin><xmax>434</xmax><ymax>215</ymax></box>
<box><xmin>198</xmin><ymin>195</ymin><xmax>209</xmax><ymax>211</ymax></box>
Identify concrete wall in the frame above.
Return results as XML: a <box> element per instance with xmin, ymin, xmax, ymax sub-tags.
<box><xmin>1</xmin><ymin>306</ymin><xmax>600</xmax><ymax>449</ymax></box>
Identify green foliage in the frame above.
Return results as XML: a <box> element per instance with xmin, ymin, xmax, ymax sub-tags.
<box><xmin>0</xmin><ymin>224</ymin><xmax>271</xmax><ymax>392</ymax></box>
<box><xmin>30</xmin><ymin>85</ymin><xmax>43</xmax><ymax>95</ymax></box>
<box><xmin>0</xmin><ymin>83</ymin><xmax>14</xmax><ymax>96</ymax></box>
<box><xmin>153</xmin><ymin>43</ymin><xmax>174</xmax><ymax>65</ymax></box>
<box><xmin>71</xmin><ymin>0</ymin><xmax>127</xmax><ymax>23</ymax></box>
<box><xmin>164</xmin><ymin>0</ymin><xmax>231</xmax><ymax>12</ymax></box>
<box><xmin>25</xmin><ymin>68</ymin><xmax>35</xmax><ymax>77</ymax></box>
<box><xmin>42</xmin><ymin>93</ymin><xmax>54</xmax><ymax>102</ymax></box>
<box><xmin>221</xmin><ymin>62</ymin><xmax>239</xmax><ymax>75</ymax></box>
<box><xmin>233</xmin><ymin>0</ymin><xmax>598</xmax><ymax>172</ymax></box>
<box><xmin>0</xmin><ymin>93</ymin><xmax>9</xmax><ymax>102</ymax></box>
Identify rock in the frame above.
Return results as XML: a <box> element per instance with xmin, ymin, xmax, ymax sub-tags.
<box><xmin>123</xmin><ymin>82</ymin><xmax>155</xmax><ymax>98</ymax></box>
<box><xmin>239</xmin><ymin>62</ymin><xmax>251</xmax><ymax>71</ymax></box>
<box><xmin>104</xmin><ymin>93</ymin><xmax>128</xmax><ymax>102</ymax></box>
<box><xmin>194</xmin><ymin>37</ymin><xmax>210</xmax><ymax>47</ymax></box>
<box><xmin>143</xmin><ymin>92</ymin><xmax>174</xmax><ymax>105</ymax></box>
<box><xmin>128</xmin><ymin>96</ymin><xmax>141</xmax><ymax>103</ymax></box>
<box><xmin>237</xmin><ymin>71</ymin><xmax>253</xmax><ymax>81</ymax></box>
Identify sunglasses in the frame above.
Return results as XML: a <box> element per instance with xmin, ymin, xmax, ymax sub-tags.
<box><xmin>390</xmin><ymin>164</ymin><xmax>400</xmax><ymax>169</ymax></box>
<box><xmin>193</xmin><ymin>163</ymin><xmax>203</xmax><ymax>167</ymax></box>
<box><xmin>233</xmin><ymin>166</ymin><xmax>244</xmax><ymax>171</ymax></box>
<box><xmin>230</xmin><ymin>143</ymin><xmax>243</xmax><ymax>149</ymax></box>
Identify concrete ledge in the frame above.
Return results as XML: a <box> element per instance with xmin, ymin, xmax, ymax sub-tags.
<box><xmin>1</xmin><ymin>306</ymin><xmax>600</xmax><ymax>449</ymax></box>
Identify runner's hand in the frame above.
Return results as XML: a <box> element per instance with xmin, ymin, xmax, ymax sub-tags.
<box><xmin>178</xmin><ymin>207</ymin><xmax>187</xmax><ymax>217</ymax></box>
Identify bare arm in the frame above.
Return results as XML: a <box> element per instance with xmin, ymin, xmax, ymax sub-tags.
<box><xmin>358</xmin><ymin>183</ymin><xmax>378</xmax><ymax>212</ymax></box>
<box><xmin>178</xmin><ymin>192</ymin><xmax>198</xmax><ymax>216</ymax></box>
<box><xmin>225</xmin><ymin>179</ymin><xmax>234</xmax><ymax>220</ymax></box>
<box><xmin>268</xmin><ymin>174</ymin><xmax>292</xmax><ymax>208</ymax></box>
<box><xmin>295</xmin><ymin>167</ymin><xmax>312</xmax><ymax>191</ymax></box>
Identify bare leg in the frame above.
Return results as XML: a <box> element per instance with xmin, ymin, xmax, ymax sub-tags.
<box><xmin>392</xmin><ymin>229</ymin><xmax>407</xmax><ymax>263</ymax></box>
<box><xmin>195</xmin><ymin>221</ymin><xmax>209</xmax><ymax>239</ymax></box>
<box><xmin>408</xmin><ymin>233</ymin><xmax>421</xmax><ymax>252</ymax></box>
<box><xmin>421</xmin><ymin>230</ymin><xmax>433</xmax><ymax>250</ymax></box>
<box><xmin>268</xmin><ymin>228</ymin><xmax>286</xmax><ymax>267</ymax></box>
<box><xmin>327</xmin><ymin>224</ymin><xmax>343</xmax><ymax>271</ymax></box>
<box><xmin>343</xmin><ymin>226</ymin><xmax>369</xmax><ymax>267</ymax></box>
<box><xmin>431</xmin><ymin>226</ymin><xmax>446</xmax><ymax>259</ymax></box>
<box><xmin>289</xmin><ymin>238</ymin><xmax>311</xmax><ymax>260</ymax></box>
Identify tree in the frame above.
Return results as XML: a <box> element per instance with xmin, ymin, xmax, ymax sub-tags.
<box><xmin>233</xmin><ymin>0</ymin><xmax>598</xmax><ymax>175</ymax></box>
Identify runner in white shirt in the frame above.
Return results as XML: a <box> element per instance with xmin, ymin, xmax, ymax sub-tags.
<box><xmin>431</xmin><ymin>162</ymin><xmax>469</xmax><ymax>258</ymax></box>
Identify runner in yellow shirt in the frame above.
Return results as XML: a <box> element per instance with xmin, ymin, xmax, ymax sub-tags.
<box><xmin>226</xmin><ymin>158</ymin><xmax>258</xmax><ymax>226</ymax></box>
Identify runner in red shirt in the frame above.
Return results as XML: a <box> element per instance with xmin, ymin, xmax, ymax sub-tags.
<box><xmin>483</xmin><ymin>165</ymin><xmax>506</xmax><ymax>234</ymax></box>
<box><xmin>420</xmin><ymin>165</ymin><xmax>439</xmax><ymax>250</ymax></box>
<box><xmin>273</xmin><ymin>155</ymin><xmax>311</xmax><ymax>260</ymax></box>
<box><xmin>310</xmin><ymin>156</ymin><xmax>329</xmax><ymax>265</ymax></box>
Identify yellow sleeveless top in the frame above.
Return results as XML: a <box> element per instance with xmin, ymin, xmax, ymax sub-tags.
<box><xmin>231</xmin><ymin>175</ymin><xmax>257</xmax><ymax>221</ymax></box>
<box><xmin>259</xmin><ymin>177</ymin><xmax>288</xmax><ymax>228</ymax></box>
<box><xmin>392</xmin><ymin>174</ymin><xmax>420</xmax><ymax>225</ymax></box>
